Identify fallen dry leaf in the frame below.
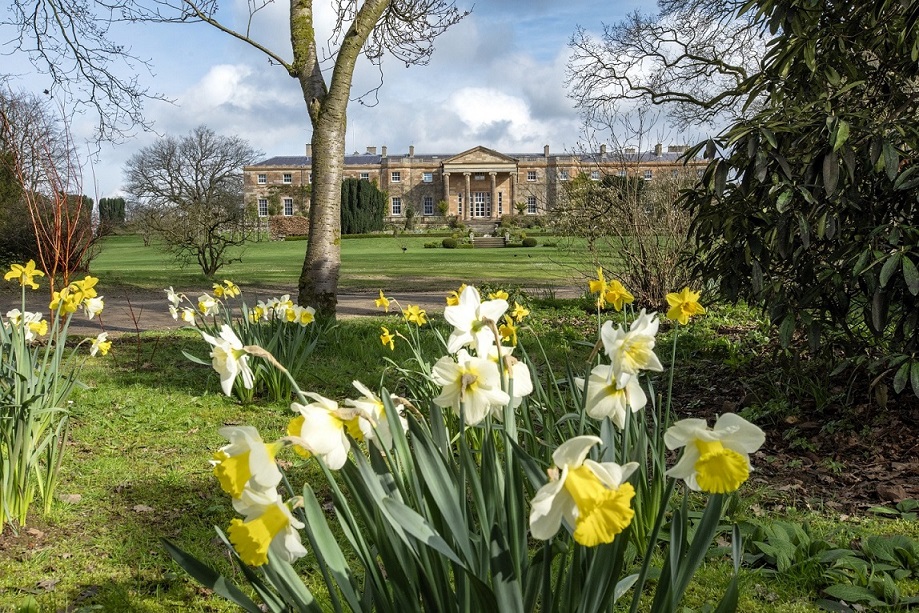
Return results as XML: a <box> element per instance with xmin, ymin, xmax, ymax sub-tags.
<box><xmin>132</xmin><ymin>504</ymin><xmax>154</xmax><ymax>513</ymax></box>
<box><xmin>26</xmin><ymin>528</ymin><xmax>44</xmax><ymax>538</ymax></box>
<box><xmin>36</xmin><ymin>578</ymin><xmax>57</xmax><ymax>591</ymax></box>
<box><xmin>58</xmin><ymin>493</ymin><xmax>81</xmax><ymax>504</ymax></box>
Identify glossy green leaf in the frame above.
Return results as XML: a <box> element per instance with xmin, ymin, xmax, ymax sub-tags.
<box><xmin>161</xmin><ymin>538</ymin><xmax>263</xmax><ymax>613</ymax></box>
<box><xmin>904</xmin><ymin>256</ymin><xmax>919</xmax><ymax>295</ymax></box>
<box><xmin>822</xmin><ymin>151</ymin><xmax>839</xmax><ymax>196</ymax></box>
<box><xmin>832</xmin><ymin>120</ymin><xmax>850</xmax><ymax>152</ymax></box>
<box><xmin>880</xmin><ymin>253</ymin><xmax>902</xmax><ymax>287</ymax></box>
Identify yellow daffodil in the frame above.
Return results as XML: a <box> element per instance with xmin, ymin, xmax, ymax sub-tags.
<box><xmin>212</xmin><ymin>283</ymin><xmax>225</xmax><ymax>298</ymax></box>
<box><xmin>664</xmin><ymin>413</ymin><xmax>765</xmax><ymax>494</ymax></box>
<box><xmin>666</xmin><ymin>287</ymin><xmax>706</xmax><ymax>325</ymax></box>
<box><xmin>198</xmin><ymin>293</ymin><xmax>219</xmax><ymax>316</ymax></box>
<box><xmin>201</xmin><ymin>325</ymin><xmax>254</xmax><ymax>396</ymax></box>
<box><xmin>510</xmin><ymin>301</ymin><xmax>530</xmax><ymax>322</ymax></box>
<box><xmin>227</xmin><ymin>489</ymin><xmax>306</xmax><ymax>566</ymax></box>
<box><xmin>71</xmin><ymin>276</ymin><xmax>99</xmax><ymax>303</ymax></box>
<box><xmin>211</xmin><ymin>426</ymin><xmax>283</xmax><ymax>499</ymax></box>
<box><xmin>50</xmin><ymin>287</ymin><xmax>80</xmax><ymax>314</ymax></box>
<box><xmin>375</xmin><ymin>290</ymin><xmax>391</xmax><ymax>312</ymax></box>
<box><xmin>222</xmin><ymin>280</ymin><xmax>241</xmax><ymax>298</ymax></box>
<box><xmin>380</xmin><ymin>326</ymin><xmax>395</xmax><ymax>350</ymax></box>
<box><xmin>600</xmin><ymin>309</ymin><xmax>664</xmax><ymax>387</ymax></box>
<box><xmin>603</xmin><ymin>280</ymin><xmax>634</xmax><ymax>312</ymax></box>
<box><xmin>249</xmin><ymin>305</ymin><xmax>264</xmax><ymax>323</ymax></box>
<box><xmin>488</xmin><ymin>289</ymin><xmax>509</xmax><ymax>301</ymax></box>
<box><xmin>90</xmin><ymin>332</ymin><xmax>111</xmax><ymax>357</ymax></box>
<box><xmin>589</xmin><ymin>268</ymin><xmax>608</xmax><ymax>308</ymax></box>
<box><xmin>443</xmin><ymin>285</ymin><xmax>508</xmax><ymax>355</ymax></box>
<box><xmin>529</xmin><ymin>435</ymin><xmax>638</xmax><ymax>547</ymax></box>
<box><xmin>446</xmin><ymin>283</ymin><xmax>468</xmax><ymax>306</ymax></box>
<box><xmin>27</xmin><ymin>319</ymin><xmax>48</xmax><ymax>338</ymax></box>
<box><xmin>296</xmin><ymin>305</ymin><xmax>315</xmax><ymax>326</ymax></box>
<box><xmin>4</xmin><ymin>260</ymin><xmax>45</xmax><ymax>289</ymax></box>
<box><xmin>287</xmin><ymin>393</ymin><xmax>363</xmax><ymax>469</ymax></box>
<box><xmin>403</xmin><ymin>304</ymin><xmax>428</xmax><ymax>326</ymax></box>
<box><xmin>576</xmin><ymin>365</ymin><xmax>646</xmax><ymax>429</ymax></box>
<box><xmin>431</xmin><ymin>349</ymin><xmax>510</xmax><ymax>426</ymax></box>
<box><xmin>498</xmin><ymin>315</ymin><xmax>518</xmax><ymax>346</ymax></box>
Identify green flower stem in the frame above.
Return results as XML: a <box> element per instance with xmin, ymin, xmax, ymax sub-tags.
<box><xmin>628</xmin><ymin>478</ymin><xmax>676</xmax><ymax>613</ymax></box>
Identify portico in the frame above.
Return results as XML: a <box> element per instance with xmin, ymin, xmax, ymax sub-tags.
<box><xmin>441</xmin><ymin>147</ymin><xmax>518</xmax><ymax>220</ymax></box>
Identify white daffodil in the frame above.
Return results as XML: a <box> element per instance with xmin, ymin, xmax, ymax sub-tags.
<box><xmin>198</xmin><ymin>293</ymin><xmax>220</xmax><ymax>316</ymax></box>
<box><xmin>486</xmin><ymin>344</ymin><xmax>533</xmax><ymax>408</ymax></box>
<box><xmin>287</xmin><ymin>393</ymin><xmax>363</xmax><ymax>470</ymax></box>
<box><xmin>576</xmin><ymin>365</ymin><xmax>647</xmax><ymax>429</ymax></box>
<box><xmin>6</xmin><ymin>310</ymin><xmax>46</xmax><ymax>341</ymax></box>
<box><xmin>345</xmin><ymin>380</ymin><xmax>407</xmax><ymax>451</ymax></box>
<box><xmin>664</xmin><ymin>413</ymin><xmax>766</xmax><ymax>494</ymax></box>
<box><xmin>431</xmin><ymin>349</ymin><xmax>510</xmax><ymax>426</ymax></box>
<box><xmin>180</xmin><ymin>307</ymin><xmax>197</xmax><ymax>326</ymax></box>
<box><xmin>226</xmin><ymin>487</ymin><xmax>307</xmax><ymax>567</ymax></box>
<box><xmin>529</xmin><ymin>435</ymin><xmax>639</xmax><ymax>547</ymax></box>
<box><xmin>211</xmin><ymin>425</ymin><xmax>283</xmax><ymax>499</ymax></box>
<box><xmin>165</xmin><ymin>286</ymin><xmax>182</xmax><ymax>309</ymax></box>
<box><xmin>201</xmin><ymin>324</ymin><xmax>254</xmax><ymax>396</ymax></box>
<box><xmin>90</xmin><ymin>332</ymin><xmax>111</xmax><ymax>356</ymax></box>
<box><xmin>600</xmin><ymin>309</ymin><xmax>664</xmax><ymax>387</ymax></box>
<box><xmin>443</xmin><ymin>285</ymin><xmax>508</xmax><ymax>356</ymax></box>
<box><xmin>83</xmin><ymin>296</ymin><xmax>104</xmax><ymax>319</ymax></box>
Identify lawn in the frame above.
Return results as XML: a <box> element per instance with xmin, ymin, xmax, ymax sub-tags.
<box><xmin>1</xmin><ymin>295</ymin><xmax>917</xmax><ymax>612</ymax></box>
<box><xmin>89</xmin><ymin>234</ymin><xmax>596</xmax><ymax>291</ymax></box>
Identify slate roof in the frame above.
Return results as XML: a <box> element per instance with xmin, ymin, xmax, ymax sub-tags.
<box><xmin>250</xmin><ymin>150</ymin><xmax>694</xmax><ymax>167</ymax></box>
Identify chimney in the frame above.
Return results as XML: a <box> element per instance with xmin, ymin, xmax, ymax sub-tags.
<box><xmin>409</xmin><ymin>145</ymin><xmax>415</xmax><ymax>157</ymax></box>
<box><xmin>366</xmin><ymin>146</ymin><xmax>377</xmax><ymax>155</ymax></box>
<box><xmin>544</xmin><ymin>144</ymin><xmax>550</xmax><ymax>158</ymax></box>
<box><xmin>305</xmin><ymin>144</ymin><xmax>312</xmax><ymax>158</ymax></box>
<box><xmin>625</xmin><ymin>147</ymin><xmax>636</xmax><ymax>154</ymax></box>
<box><xmin>600</xmin><ymin>144</ymin><xmax>607</xmax><ymax>157</ymax></box>
<box><xmin>654</xmin><ymin>143</ymin><xmax>663</xmax><ymax>156</ymax></box>
<box><xmin>381</xmin><ymin>145</ymin><xmax>387</xmax><ymax>158</ymax></box>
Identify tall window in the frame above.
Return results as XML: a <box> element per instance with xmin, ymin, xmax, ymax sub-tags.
<box><xmin>423</xmin><ymin>196</ymin><xmax>434</xmax><ymax>216</ymax></box>
<box><xmin>422</xmin><ymin>172</ymin><xmax>433</xmax><ymax>183</ymax></box>
<box><xmin>643</xmin><ymin>169</ymin><xmax>653</xmax><ymax>180</ymax></box>
<box><xmin>558</xmin><ymin>169</ymin><xmax>569</xmax><ymax>181</ymax></box>
<box><xmin>458</xmin><ymin>193</ymin><xmax>463</xmax><ymax>216</ymax></box>
<box><xmin>527</xmin><ymin>170</ymin><xmax>537</xmax><ymax>182</ymax></box>
<box><xmin>498</xmin><ymin>192</ymin><xmax>503</xmax><ymax>215</ymax></box>
<box><xmin>257</xmin><ymin>173</ymin><xmax>267</xmax><ymax>185</ymax></box>
<box><xmin>392</xmin><ymin>197</ymin><xmax>402</xmax><ymax>215</ymax></box>
<box><xmin>283</xmin><ymin>198</ymin><xmax>294</xmax><ymax>216</ymax></box>
<box><xmin>391</xmin><ymin>171</ymin><xmax>401</xmax><ymax>183</ymax></box>
<box><xmin>590</xmin><ymin>170</ymin><xmax>601</xmax><ymax>181</ymax></box>
<box><xmin>283</xmin><ymin>173</ymin><xmax>292</xmax><ymax>184</ymax></box>
<box><xmin>258</xmin><ymin>198</ymin><xmax>268</xmax><ymax>217</ymax></box>
<box><xmin>527</xmin><ymin>196</ymin><xmax>537</xmax><ymax>215</ymax></box>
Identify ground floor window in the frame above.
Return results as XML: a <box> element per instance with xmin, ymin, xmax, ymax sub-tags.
<box><xmin>258</xmin><ymin>198</ymin><xmax>268</xmax><ymax>217</ymax></box>
<box><xmin>423</xmin><ymin>195</ymin><xmax>434</xmax><ymax>216</ymax></box>
<box><xmin>527</xmin><ymin>195</ymin><xmax>537</xmax><ymax>215</ymax></box>
<box><xmin>392</xmin><ymin>197</ymin><xmax>402</xmax><ymax>215</ymax></box>
<box><xmin>283</xmin><ymin>198</ymin><xmax>294</xmax><ymax>216</ymax></box>
<box><xmin>472</xmin><ymin>192</ymin><xmax>491</xmax><ymax>218</ymax></box>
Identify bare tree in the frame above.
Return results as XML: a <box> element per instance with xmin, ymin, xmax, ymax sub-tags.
<box><xmin>567</xmin><ymin>0</ymin><xmax>766</xmax><ymax>130</ymax></box>
<box><xmin>124</xmin><ymin>126</ymin><xmax>261</xmax><ymax>278</ymax></box>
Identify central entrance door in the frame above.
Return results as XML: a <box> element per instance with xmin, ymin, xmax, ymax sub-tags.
<box><xmin>473</xmin><ymin>192</ymin><xmax>491</xmax><ymax>218</ymax></box>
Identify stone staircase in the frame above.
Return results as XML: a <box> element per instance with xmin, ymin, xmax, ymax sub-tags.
<box><xmin>472</xmin><ymin>236</ymin><xmax>507</xmax><ymax>249</ymax></box>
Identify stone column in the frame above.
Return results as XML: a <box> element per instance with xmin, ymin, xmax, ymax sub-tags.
<box><xmin>464</xmin><ymin>172</ymin><xmax>471</xmax><ymax>220</ymax></box>
<box><xmin>489</xmin><ymin>172</ymin><xmax>497</xmax><ymax>219</ymax></box>
<box><xmin>443</xmin><ymin>172</ymin><xmax>451</xmax><ymax>214</ymax></box>
<box><xmin>510</xmin><ymin>171</ymin><xmax>517</xmax><ymax>214</ymax></box>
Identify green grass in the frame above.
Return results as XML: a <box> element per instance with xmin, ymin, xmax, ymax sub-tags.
<box><xmin>89</xmin><ymin>234</ymin><xmax>593</xmax><ymax>291</ymax></box>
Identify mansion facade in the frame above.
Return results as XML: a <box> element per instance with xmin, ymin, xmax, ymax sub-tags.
<box><xmin>243</xmin><ymin>144</ymin><xmax>703</xmax><ymax>223</ymax></box>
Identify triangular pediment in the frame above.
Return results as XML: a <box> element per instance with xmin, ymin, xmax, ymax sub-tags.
<box><xmin>444</xmin><ymin>146</ymin><xmax>517</xmax><ymax>165</ymax></box>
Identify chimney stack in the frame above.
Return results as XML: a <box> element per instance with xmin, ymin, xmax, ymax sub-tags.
<box><xmin>381</xmin><ymin>145</ymin><xmax>387</xmax><ymax>158</ymax></box>
<box><xmin>654</xmin><ymin>143</ymin><xmax>663</xmax><ymax>156</ymax></box>
<box><xmin>600</xmin><ymin>144</ymin><xmax>607</xmax><ymax>157</ymax></box>
<box><xmin>409</xmin><ymin>145</ymin><xmax>415</xmax><ymax>157</ymax></box>
<box><xmin>305</xmin><ymin>144</ymin><xmax>312</xmax><ymax>158</ymax></box>
<box><xmin>366</xmin><ymin>146</ymin><xmax>377</xmax><ymax>155</ymax></box>
<box><xmin>544</xmin><ymin>144</ymin><xmax>550</xmax><ymax>158</ymax></box>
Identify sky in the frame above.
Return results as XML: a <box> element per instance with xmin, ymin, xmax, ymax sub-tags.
<box><xmin>3</xmin><ymin>0</ymin><xmax>651</xmax><ymax>198</ymax></box>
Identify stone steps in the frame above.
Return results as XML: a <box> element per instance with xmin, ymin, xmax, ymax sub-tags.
<box><xmin>473</xmin><ymin>236</ymin><xmax>507</xmax><ymax>249</ymax></box>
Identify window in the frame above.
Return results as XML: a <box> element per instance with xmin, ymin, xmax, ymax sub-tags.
<box><xmin>391</xmin><ymin>171</ymin><xmax>401</xmax><ymax>183</ymax></box>
<box><xmin>257</xmin><ymin>173</ymin><xmax>267</xmax><ymax>185</ymax></box>
<box><xmin>527</xmin><ymin>170</ymin><xmax>537</xmax><ymax>182</ymax></box>
<box><xmin>257</xmin><ymin>198</ymin><xmax>268</xmax><ymax>217</ymax></box>
<box><xmin>283</xmin><ymin>173</ymin><xmax>292</xmax><ymax>184</ymax></box>
<box><xmin>283</xmin><ymin>198</ymin><xmax>294</xmax><ymax>216</ymax></box>
<box><xmin>498</xmin><ymin>192</ymin><xmax>503</xmax><ymax>215</ymax></box>
<box><xmin>590</xmin><ymin>170</ymin><xmax>601</xmax><ymax>181</ymax></box>
<box><xmin>392</xmin><ymin>197</ymin><xmax>402</xmax><ymax>215</ymax></box>
<box><xmin>617</xmin><ymin>169</ymin><xmax>627</xmax><ymax>177</ymax></box>
<box><xmin>527</xmin><ymin>196</ymin><xmax>537</xmax><ymax>215</ymax></box>
<box><xmin>423</xmin><ymin>196</ymin><xmax>434</xmax><ymax>216</ymax></box>
<box><xmin>474</xmin><ymin>173</ymin><xmax>485</xmax><ymax>181</ymax></box>
<box><xmin>422</xmin><ymin>172</ymin><xmax>433</xmax><ymax>183</ymax></box>
<box><xmin>360</xmin><ymin>172</ymin><xmax>370</xmax><ymax>180</ymax></box>
<box><xmin>458</xmin><ymin>193</ymin><xmax>463</xmax><ymax>216</ymax></box>
<box><xmin>643</xmin><ymin>169</ymin><xmax>653</xmax><ymax>180</ymax></box>
<box><xmin>558</xmin><ymin>170</ymin><xmax>569</xmax><ymax>181</ymax></box>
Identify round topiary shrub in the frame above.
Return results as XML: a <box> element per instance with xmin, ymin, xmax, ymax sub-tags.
<box><xmin>442</xmin><ymin>238</ymin><xmax>458</xmax><ymax>249</ymax></box>
<box><xmin>522</xmin><ymin>237</ymin><xmax>538</xmax><ymax>247</ymax></box>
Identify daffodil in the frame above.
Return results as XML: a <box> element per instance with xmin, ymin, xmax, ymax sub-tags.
<box><xmin>510</xmin><ymin>302</ymin><xmax>530</xmax><ymax>322</ymax></box>
<box><xmin>201</xmin><ymin>324</ymin><xmax>254</xmax><ymax>396</ymax></box>
<box><xmin>375</xmin><ymin>290</ymin><xmax>391</xmax><ymax>312</ymax></box>
<box><xmin>488</xmin><ymin>289</ymin><xmax>509</xmax><ymax>301</ymax></box>
<box><xmin>287</xmin><ymin>393</ymin><xmax>363</xmax><ymax>470</ymax></box>
<box><xmin>180</xmin><ymin>307</ymin><xmax>197</xmax><ymax>326</ymax></box>
<box><xmin>27</xmin><ymin>318</ymin><xmax>48</xmax><ymax>338</ymax></box>
<box><xmin>588</xmin><ymin>268</ymin><xmax>608</xmax><ymax>308</ymax></box>
<box><xmin>486</xmin><ymin>344</ymin><xmax>533</xmax><ymax>408</ymax></box>
<box><xmin>198</xmin><ymin>293</ymin><xmax>219</xmax><ymax>316</ymax></box>
<box><xmin>603</xmin><ymin>280</ymin><xmax>634</xmax><ymax>312</ymax></box>
<box><xmin>83</xmin><ymin>296</ymin><xmax>104</xmax><ymax>319</ymax></box>
<box><xmin>446</xmin><ymin>283</ymin><xmax>468</xmax><ymax>306</ymax></box>
<box><xmin>666</xmin><ymin>287</ymin><xmax>706</xmax><ymax>325</ymax></box>
<box><xmin>664</xmin><ymin>413</ymin><xmax>765</xmax><ymax>494</ymax></box>
<box><xmin>71</xmin><ymin>276</ymin><xmax>99</xmax><ymax>303</ymax></box>
<box><xmin>6</xmin><ymin>309</ymin><xmax>46</xmax><ymax>341</ymax></box>
<box><xmin>90</xmin><ymin>332</ymin><xmax>111</xmax><ymax>357</ymax></box>
<box><xmin>4</xmin><ymin>260</ymin><xmax>45</xmax><ymax>289</ymax></box>
<box><xmin>443</xmin><ymin>285</ymin><xmax>508</xmax><ymax>356</ymax></box>
<box><xmin>529</xmin><ymin>435</ymin><xmax>638</xmax><ymax>547</ymax></box>
<box><xmin>222</xmin><ymin>280</ymin><xmax>241</xmax><ymax>298</ymax></box>
<box><xmin>403</xmin><ymin>304</ymin><xmax>427</xmax><ymax>326</ymax></box>
<box><xmin>600</xmin><ymin>309</ymin><xmax>664</xmax><ymax>386</ymax></box>
<box><xmin>380</xmin><ymin>326</ymin><xmax>395</xmax><ymax>350</ymax></box>
<box><xmin>295</xmin><ymin>305</ymin><xmax>315</xmax><ymax>326</ymax></box>
<box><xmin>498</xmin><ymin>315</ymin><xmax>518</xmax><ymax>346</ymax></box>
<box><xmin>227</xmin><ymin>489</ymin><xmax>306</xmax><ymax>567</ymax></box>
<box><xmin>50</xmin><ymin>287</ymin><xmax>80</xmax><ymax>314</ymax></box>
<box><xmin>576</xmin><ymin>365</ymin><xmax>646</xmax><ymax>429</ymax></box>
<box><xmin>346</xmin><ymin>380</ymin><xmax>407</xmax><ymax>451</ymax></box>
<box><xmin>431</xmin><ymin>349</ymin><xmax>510</xmax><ymax>426</ymax></box>
<box><xmin>211</xmin><ymin>426</ymin><xmax>283</xmax><ymax>499</ymax></box>
<box><xmin>213</xmin><ymin>283</ymin><xmax>226</xmax><ymax>298</ymax></box>
<box><xmin>165</xmin><ymin>286</ymin><xmax>182</xmax><ymax>309</ymax></box>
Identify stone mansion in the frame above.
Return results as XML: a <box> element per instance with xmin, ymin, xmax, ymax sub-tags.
<box><xmin>243</xmin><ymin>144</ymin><xmax>703</xmax><ymax>224</ymax></box>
